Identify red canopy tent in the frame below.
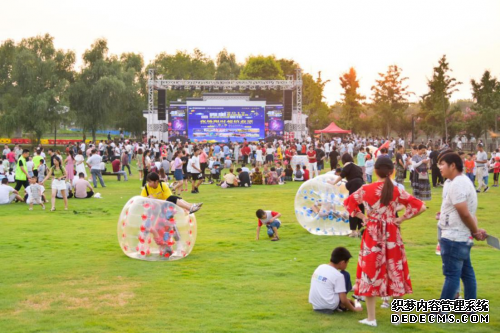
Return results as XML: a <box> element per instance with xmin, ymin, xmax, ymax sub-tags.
<box><xmin>314</xmin><ymin>122</ymin><xmax>351</xmax><ymax>134</ymax></box>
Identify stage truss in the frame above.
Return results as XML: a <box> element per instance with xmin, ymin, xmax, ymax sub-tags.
<box><xmin>146</xmin><ymin>68</ymin><xmax>305</xmax><ymax>139</ymax></box>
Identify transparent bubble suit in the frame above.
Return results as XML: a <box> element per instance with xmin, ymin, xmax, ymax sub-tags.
<box><xmin>117</xmin><ymin>196</ymin><xmax>197</xmax><ymax>261</ymax></box>
<box><xmin>294</xmin><ymin>173</ymin><xmax>351</xmax><ymax>236</ymax></box>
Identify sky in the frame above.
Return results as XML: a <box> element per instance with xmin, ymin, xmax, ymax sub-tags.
<box><xmin>1</xmin><ymin>0</ymin><xmax>499</xmax><ymax>104</ymax></box>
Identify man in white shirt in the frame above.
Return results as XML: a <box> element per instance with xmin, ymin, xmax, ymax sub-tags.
<box><xmin>80</xmin><ymin>142</ymin><xmax>86</xmax><ymax>157</ymax></box>
<box><xmin>475</xmin><ymin>144</ymin><xmax>489</xmax><ymax>193</ymax></box>
<box><xmin>309</xmin><ymin>247</ymin><xmax>361</xmax><ymax>314</ymax></box>
<box><xmin>190</xmin><ymin>148</ymin><xmax>203</xmax><ymax>193</ymax></box>
<box><xmin>0</xmin><ymin>178</ymin><xmax>23</xmax><ymax>204</ymax></box>
<box><xmin>86</xmin><ymin>149</ymin><xmax>106</xmax><ymax>188</ymax></box>
<box><xmin>437</xmin><ymin>150</ymin><xmax>487</xmax><ymax>301</ymax></box>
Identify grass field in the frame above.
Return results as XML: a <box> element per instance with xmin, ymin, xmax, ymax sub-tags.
<box><xmin>0</xmin><ymin>165</ymin><xmax>498</xmax><ymax>333</ymax></box>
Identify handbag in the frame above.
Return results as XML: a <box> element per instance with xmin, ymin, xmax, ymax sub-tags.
<box><xmin>418</xmin><ymin>171</ymin><xmax>429</xmax><ymax>180</ymax></box>
<box><xmin>233</xmin><ymin>178</ymin><xmax>239</xmax><ymax>187</ymax></box>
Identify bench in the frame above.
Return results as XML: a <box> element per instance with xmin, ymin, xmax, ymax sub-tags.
<box><xmin>101</xmin><ymin>171</ymin><xmax>121</xmax><ymax>180</ymax></box>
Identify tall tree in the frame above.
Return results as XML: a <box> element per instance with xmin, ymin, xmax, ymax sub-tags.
<box><xmin>215</xmin><ymin>49</ymin><xmax>240</xmax><ymax>80</ymax></box>
<box><xmin>151</xmin><ymin>49</ymin><xmax>216</xmax><ymax>103</ymax></box>
<box><xmin>371</xmin><ymin>65</ymin><xmax>413</xmax><ymax>137</ymax></box>
<box><xmin>419</xmin><ymin>55</ymin><xmax>461</xmax><ymax>140</ymax></box>
<box><xmin>339</xmin><ymin>67</ymin><xmax>365</xmax><ymax>131</ymax></box>
<box><xmin>0</xmin><ymin>39</ymin><xmax>18</xmax><ymax>136</ymax></box>
<box><xmin>471</xmin><ymin>70</ymin><xmax>499</xmax><ymax>142</ymax></box>
<box><xmin>69</xmin><ymin>39</ymin><xmax>125</xmax><ymax>141</ymax></box>
<box><xmin>302</xmin><ymin>72</ymin><xmax>331</xmax><ymax>131</ymax></box>
<box><xmin>239</xmin><ymin>55</ymin><xmax>284</xmax><ymax>102</ymax></box>
<box><xmin>117</xmin><ymin>52</ymin><xmax>147</xmax><ymax>137</ymax></box>
<box><xmin>0</xmin><ymin>34</ymin><xmax>75</xmax><ymax>143</ymax></box>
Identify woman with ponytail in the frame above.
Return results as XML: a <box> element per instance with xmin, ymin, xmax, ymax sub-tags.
<box><xmin>343</xmin><ymin>156</ymin><xmax>426</xmax><ymax>327</ymax></box>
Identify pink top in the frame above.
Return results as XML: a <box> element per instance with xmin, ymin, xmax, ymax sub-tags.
<box><xmin>74</xmin><ymin>179</ymin><xmax>91</xmax><ymax>198</ymax></box>
<box><xmin>199</xmin><ymin>150</ymin><xmax>208</xmax><ymax>163</ymax></box>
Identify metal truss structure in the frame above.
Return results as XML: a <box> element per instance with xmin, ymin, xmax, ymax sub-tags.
<box><xmin>146</xmin><ymin>68</ymin><xmax>304</xmax><ymax>138</ymax></box>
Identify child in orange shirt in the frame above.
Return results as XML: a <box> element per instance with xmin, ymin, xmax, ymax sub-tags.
<box><xmin>464</xmin><ymin>153</ymin><xmax>475</xmax><ymax>183</ymax></box>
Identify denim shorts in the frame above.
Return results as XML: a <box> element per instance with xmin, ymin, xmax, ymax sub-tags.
<box><xmin>174</xmin><ymin>169</ymin><xmax>183</xmax><ymax>181</ymax></box>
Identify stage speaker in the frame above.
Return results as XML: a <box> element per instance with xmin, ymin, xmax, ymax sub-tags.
<box><xmin>283</xmin><ymin>90</ymin><xmax>293</xmax><ymax>120</ymax></box>
<box><xmin>158</xmin><ymin>90</ymin><xmax>166</xmax><ymax>120</ymax></box>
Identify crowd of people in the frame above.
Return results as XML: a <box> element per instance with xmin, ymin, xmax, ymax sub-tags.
<box><xmin>0</xmin><ymin>133</ymin><xmax>492</xmax><ymax>327</ymax></box>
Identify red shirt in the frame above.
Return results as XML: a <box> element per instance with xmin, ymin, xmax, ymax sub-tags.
<box><xmin>303</xmin><ymin>169</ymin><xmax>310</xmax><ymax>181</ymax></box>
<box><xmin>257</xmin><ymin>211</ymin><xmax>279</xmax><ymax>227</ymax></box>
<box><xmin>112</xmin><ymin>159</ymin><xmax>121</xmax><ymax>172</ymax></box>
<box><xmin>241</xmin><ymin>146</ymin><xmax>251</xmax><ymax>156</ymax></box>
<box><xmin>494</xmin><ymin>162</ymin><xmax>500</xmax><ymax>173</ymax></box>
<box><xmin>307</xmin><ymin>150</ymin><xmax>317</xmax><ymax>163</ymax></box>
<box><xmin>7</xmin><ymin>151</ymin><xmax>15</xmax><ymax>163</ymax></box>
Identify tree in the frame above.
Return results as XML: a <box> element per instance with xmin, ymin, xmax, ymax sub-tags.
<box><xmin>302</xmin><ymin>72</ymin><xmax>331</xmax><ymax>132</ymax></box>
<box><xmin>151</xmin><ymin>49</ymin><xmax>216</xmax><ymax>103</ymax></box>
<box><xmin>371</xmin><ymin>65</ymin><xmax>413</xmax><ymax>137</ymax></box>
<box><xmin>117</xmin><ymin>52</ymin><xmax>147</xmax><ymax>137</ymax></box>
<box><xmin>69</xmin><ymin>39</ymin><xmax>125</xmax><ymax>141</ymax></box>
<box><xmin>0</xmin><ymin>39</ymin><xmax>18</xmax><ymax>136</ymax></box>
<box><xmin>471</xmin><ymin>70</ymin><xmax>499</xmax><ymax>142</ymax></box>
<box><xmin>277</xmin><ymin>58</ymin><xmax>300</xmax><ymax>78</ymax></box>
<box><xmin>419</xmin><ymin>55</ymin><xmax>461</xmax><ymax>140</ymax></box>
<box><xmin>339</xmin><ymin>67</ymin><xmax>365</xmax><ymax>132</ymax></box>
<box><xmin>0</xmin><ymin>34</ymin><xmax>75</xmax><ymax>144</ymax></box>
<box><xmin>215</xmin><ymin>49</ymin><xmax>240</xmax><ymax>80</ymax></box>
<box><xmin>239</xmin><ymin>55</ymin><xmax>284</xmax><ymax>102</ymax></box>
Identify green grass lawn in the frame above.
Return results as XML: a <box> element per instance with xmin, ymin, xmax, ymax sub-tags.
<box><xmin>0</xmin><ymin>166</ymin><xmax>498</xmax><ymax>332</ymax></box>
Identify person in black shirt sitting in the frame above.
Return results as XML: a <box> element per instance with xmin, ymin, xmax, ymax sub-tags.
<box><xmin>237</xmin><ymin>168</ymin><xmax>251</xmax><ymax>187</ymax></box>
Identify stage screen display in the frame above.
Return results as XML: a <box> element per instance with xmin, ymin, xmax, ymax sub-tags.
<box><xmin>168</xmin><ymin>105</ymin><xmax>188</xmax><ymax>142</ymax></box>
<box><xmin>265</xmin><ymin>105</ymin><xmax>284</xmax><ymax>141</ymax></box>
<box><xmin>188</xmin><ymin>106</ymin><xmax>265</xmax><ymax>142</ymax></box>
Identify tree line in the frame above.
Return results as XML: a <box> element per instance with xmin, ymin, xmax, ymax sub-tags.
<box><xmin>0</xmin><ymin>34</ymin><xmax>498</xmax><ymax>143</ymax></box>
<box><xmin>337</xmin><ymin>56</ymin><xmax>500</xmax><ymax>143</ymax></box>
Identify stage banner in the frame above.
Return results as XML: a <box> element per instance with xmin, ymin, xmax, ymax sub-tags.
<box><xmin>168</xmin><ymin>105</ymin><xmax>188</xmax><ymax>142</ymax></box>
<box><xmin>265</xmin><ymin>105</ymin><xmax>284</xmax><ymax>141</ymax></box>
<box><xmin>187</xmin><ymin>106</ymin><xmax>265</xmax><ymax>143</ymax></box>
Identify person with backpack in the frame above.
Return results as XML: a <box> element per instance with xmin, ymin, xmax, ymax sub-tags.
<box><xmin>294</xmin><ymin>164</ymin><xmax>304</xmax><ymax>181</ymax></box>
<box><xmin>141</xmin><ymin>172</ymin><xmax>202</xmax><ymax>214</ymax></box>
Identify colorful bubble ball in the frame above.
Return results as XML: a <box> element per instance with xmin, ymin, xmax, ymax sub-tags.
<box><xmin>117</xmin><ymin>196</ymin><xmax>197</xmax><ymax>261</ymax></box>
<box><xmin>294</xmin><ymin>173</ymin><xmax>351</xmax><ymax>236</ymax></box>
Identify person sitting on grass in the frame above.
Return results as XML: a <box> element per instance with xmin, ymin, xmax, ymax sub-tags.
<box><xmin>141</xmin><ymin>172</ymin><xmax>202</xmax><ymax>214</ymax></box>
<box><xmin>74</xmin><ymin>172</ymin><xmax>94</xmax><ymax>199</ymax></box>
<box><xmin>251</xmin><ymin>167</ymin><xmax>263</xmax><ymax>185</ymax></box>
<box><xmin>237</xmin><ymin>168</ymin><xmax>251</xmax><ymax>187</ymax></box>
<box><xmin>294</xmin><ymin>164</ymin><xmax>304</xmax><ymax>181</ymax></box>
<box><xmin>284</xmin><ymin>164</ymin><xmax>293</xmax><ymax>182</ymax></box>
<box><xmin>303</xmin><ymin>165</ymin><xmax>310</xmax><ymax>181</ymax></box>
<box><xmin>309</xmin><ymin>247</ymin><xmax>362</xmax><ymax>314</ymax></box>
<box><xmin>266</xmin><ymin>167</ymin><xmax>279</xmax><ymax>185</ymax></box>
<box><xmin>221</xmin><ymin>168</ymin><xmax>238</xmax><ymax>188</ymax></box>
<box><xmin>0</xmin><ymin>177</ymin><xmax>23</xmax><ymax>204</ymax></box>
<box><xmin>255</xmin><ymin>209</ymin><xmax>281</xmax><ymax>241</ymax></box>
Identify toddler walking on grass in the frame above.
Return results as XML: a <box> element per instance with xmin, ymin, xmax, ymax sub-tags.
<box><xmin>26</xmin><ymin>176</ymin><xmax>45</xmax><ymax>210</ymax></box>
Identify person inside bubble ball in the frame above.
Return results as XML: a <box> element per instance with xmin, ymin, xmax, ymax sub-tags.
<box><xmin>141</xmin><ymin>172</ymin><xmax>202</xmax><ymax>214</ymax></box>
<box><xmin>150</xmin><ymin>208</ymin><xmax>181</xmax><ymax>257</ymax></box>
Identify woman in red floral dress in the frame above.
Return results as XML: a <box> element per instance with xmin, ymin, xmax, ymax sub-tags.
<box><xmin>344</xmin><ymin>156</ymin><xmax>426</xmax><ymax>327</ymax></box>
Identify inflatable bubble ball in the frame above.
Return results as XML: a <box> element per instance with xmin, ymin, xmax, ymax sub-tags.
<box><xmin>294</xmin><ymin>173</ymin><xmax>351</xmax><ymax>236</ymax></box>
<box><xmin>117</xmin><ymin>196</ymin><xmax>197</xmax><ymax>261</ymax></box>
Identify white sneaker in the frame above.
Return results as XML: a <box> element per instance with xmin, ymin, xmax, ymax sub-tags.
<box><xmin>359</xmin><ymin>319</ymin><xmax>377</xmax><ymax>327</ymax></box>
<box><xmin>381</xmin><ymin>302</ymin><xmax>390</xmax><ymax>309</ymax></box>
